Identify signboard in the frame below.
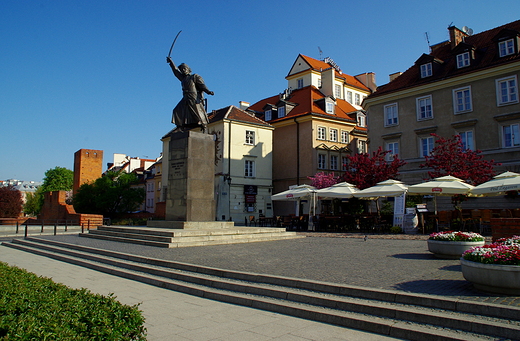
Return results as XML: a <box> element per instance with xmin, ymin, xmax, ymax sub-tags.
<box><xmin>245</xmin><ymin>194</ymin><xmax>256</xmax><ymax>203</ymax></box>
<box><xmin>244</xmin><ymin>185</ymin><xmax>258</xmax><ymax>195</ymax></box>
<box><xmin>432</xmin><ymin>187</ymin><xmax>442</xmax><ymax>193</ymax></box>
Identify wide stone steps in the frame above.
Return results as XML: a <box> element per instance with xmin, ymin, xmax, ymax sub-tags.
<box><xmin>80</xmin><ymin>225</ymin><xmax>304</xmax><ymax>248</ymax></box>
<box><xmin>2</xmin><ymin>237</ymin><xmax>520</xmax><ymax>341</ymax></box>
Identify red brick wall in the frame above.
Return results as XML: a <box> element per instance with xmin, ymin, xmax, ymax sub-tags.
<box><xmin>73</xmin><ymin>149</ymin><xmax>103</xmax><ymax>196</ymax></box>
<box><xmin>38</xmin><ymin>191</ymin><xmax>103</xmax><ymax>229</ymax></box>
<box><xmin>491</xmin><ymin>218</ymin><xmax>520</xmax><ymax>241</ymax></box>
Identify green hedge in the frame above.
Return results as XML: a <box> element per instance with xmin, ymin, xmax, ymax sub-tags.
<box><xmin>0</xmin><ymin>262</ymin><xmax>146</xmax><ymax>340</ymax></box>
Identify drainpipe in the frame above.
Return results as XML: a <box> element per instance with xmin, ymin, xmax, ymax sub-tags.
<box><xmin>294</xmin><ymin>118</ymin><xmax>300</xmax><ymax>185</ymax></box>
<box><xmin>228</xmin><ymin>120</ymin><xmax>232</xmax><ymax>220</ymax></box>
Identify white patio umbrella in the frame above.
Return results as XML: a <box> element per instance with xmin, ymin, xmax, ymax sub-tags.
<box><xmin>316</xmin><ymin>182</ymin><xmax>359</xmax><ymax>199</ymax></box>
<box><xmin>471</xmin><ymin>171</ymin><xmax>520</xmax><ymax>196</ymax></box>
<box><xmin>407</xmin><ymin>175</ymin><xmax>475</xmax><ymax>214</ymax></box>
<box><xmin>353</xmin><ymin>179</ymin><xmax>408</xmax><ymax>199</ymax></box>
<box><xmin>271</xmin><ymin>184</ymin><xmax>317</xmax><ymax>217</ymax></box>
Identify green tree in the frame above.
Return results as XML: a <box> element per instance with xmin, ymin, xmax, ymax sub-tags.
<box><xmin>0</xmin><ymin>185</ymin><xmax>23</xmax><ymax>218</ymax></box>
<box><xmin>40</xmin><ymin>167</ymin><xmax>74</xmax><ymax>192</ymax></box>
<box><xmin>23</xmin><ymin>191</ymin><xmax>40</xmax><ymax>216</ymax></box>
<box><xmin>73</xmin><ymin>171</ymin><xmax>145</xmax><ymax>217</ymax></box>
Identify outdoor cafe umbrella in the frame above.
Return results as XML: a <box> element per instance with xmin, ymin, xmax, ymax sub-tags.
<box><xmin>316</xmin><ymin>182</ymin><xmax>359</xmax><ymax>199</ymax></box>
<box><xmin>353</xmin><ymin>179</ymin><xmax>408</xmax><ymax>199</ymax></box>
<box><xmin>471</xmin><ymin>171</ymin><xmax>520</xmax><ymax>196</ymax></box>
<box><xmin>271</xmin><ymin>184</ymin><xmax>317</xmax><ymax>216</ymax></box>
<box><xmin>407</xmin><ymin>175</ymin><xmax>475</xmax><ymax>214</ymax></box>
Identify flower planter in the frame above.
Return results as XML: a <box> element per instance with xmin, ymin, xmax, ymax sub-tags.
<box><xmin>461</xmin><ymin>259</ymin><xmax>520</xmax><ymax>295</ymax></box>
<box><xmin>427</xmin><ymin>239</ymin><xmax>485</xmax><ymax>259</ymax></box>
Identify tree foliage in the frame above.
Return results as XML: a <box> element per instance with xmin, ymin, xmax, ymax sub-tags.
<box><xmin>73</xmin><ymin>171</ymin><xmax>145</xmax><ymax>217</ymax></box>
<box><xmin>308</xmin><ymin>172</ymin><xmax>340</xmax><ymax>189</ymax></box>
<box><xmin>40</xmin><ymin>167</ymin><xmax>74</xmax><ymax>193</ymax></box>
<box><xmin>0</xmin><ymin>185</ymin><xmax>23</xmax><ymax>218</ymax></box>
<box><xmin>23</xmin><ymin>191</ymin><xmax>40</xmax><ymax>216</ymax></box>
<box><xmin>342</xmin><ymin>147</ymin><xmax>406</xmax><ymax>189</ymax></box>
<box><xmin>420</xmin><ymin>134</ymin><xmax>500</xmax><ymax>185</ymax></box>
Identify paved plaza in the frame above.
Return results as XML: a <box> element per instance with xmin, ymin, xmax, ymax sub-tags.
<box><xmin>1</xmin><ymin>232</ymin><xmax>518</xmax><ymax>340</ymax></box>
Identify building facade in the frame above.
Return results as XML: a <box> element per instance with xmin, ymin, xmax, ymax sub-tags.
<box><xmin>365</xmin><ymin>21</ymin><xmax>520</xmax><ymax>187</ymax></box>
<box><xmin>247</xmin><ymin>54</ymin><xmax>373</xmax><ymax>216</ymax></box>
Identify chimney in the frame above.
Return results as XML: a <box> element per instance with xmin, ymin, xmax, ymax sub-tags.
<box><xmin>239</xmin><ymin>101</ymin><xmax>250</xmax><ymax>110</ymax></box>
<box><xmin>448</xmin><ymin>25</ymin><xmax>468</xmax><ymax>49</ymax></box>
<box><xmin>389</xmin><ymin>72</ymin><xmax>402</xmax><ymax>82</ymax></box>
<box><xmin>355</xmin><ymin>72</ymin><xmax>377</xmax><ymax>92</ymax></box>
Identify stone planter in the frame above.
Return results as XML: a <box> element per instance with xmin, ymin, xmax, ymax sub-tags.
<box><xmin>461</xmin><ymin>259</ymin><xmax>520</xmax><ymax>295</ymax></box>
<box><xmin>427</xmin><ymin>239</ymin><xmax>485</xmax><ymax>259</ymax></box>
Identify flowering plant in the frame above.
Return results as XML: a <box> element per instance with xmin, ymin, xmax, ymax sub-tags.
<box><xmin>429</xmin><ymin>231</ymin><xmax>485</xmax><ymax>242</ymax></box>
<box><xmin>463</xmin><ymin>236</ymin><xmax>520</xmax><ymax>266</ymax></box>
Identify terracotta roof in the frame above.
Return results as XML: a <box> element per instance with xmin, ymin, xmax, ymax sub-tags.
<box><xmin>295</xmin><ymin>54</ymin><xmax>370</xmax><ymax>91</ymax></box>
<box><xmin>248</xmin><ymin>85</ymin><xmax>359</xmax><ymax>124</ymax></box>
<box><xmin>208</xmin><ymin>105</ymin><xmax>272</xmax><ymax>127</ymax></box>
<box><xmin>370</xmin><ymin>20</ymin><xmax>520</xmax><ymax>98</ymax></box>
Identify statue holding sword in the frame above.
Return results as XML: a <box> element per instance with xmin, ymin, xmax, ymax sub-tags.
<box><xmin>166</xmin><ymin>31</ymin><xmax>214</xmax><ymax>133</ymax></box>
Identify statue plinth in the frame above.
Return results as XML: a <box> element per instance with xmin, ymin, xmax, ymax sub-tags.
<box><xmin>164</xmin><ymin>130</ymin><xmax>215</xmax><ymax>222</ymax></box>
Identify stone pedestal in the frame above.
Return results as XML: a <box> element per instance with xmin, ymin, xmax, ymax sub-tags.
<box><xmin>165</xmin><ymin>131</ymin><xmax>215</xmax><ymax>222</ymax></box>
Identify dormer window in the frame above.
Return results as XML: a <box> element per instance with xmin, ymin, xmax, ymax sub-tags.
<box><xmin>420</xmin><ymin>63</ymin><xmax>432</xmax><ymax>78</ymax></box>
<box><xmin>357</xmin><ymin>112</ymin><xmax>366</xmax><ymax>127</ymax></box>
<box><xmin>499</xmin><ymin>38</ymin><xmax>515</xmax><ymax>57</ymax></box>
<box><xmin>265</xmin><ymin>109</ymin><xmax>272</xmax><ymax>121</ymax></box>
<box><xmin>457</xmin><ymin>52</ymin><xmax>470</xmax><ymax>68</ymax></box>
<box><xmin>277</xmin><ymin>106</ymin><xmax>286</xmax><ymax>118</ymax></box>
<box><xmin>326</xmin><ymin>102</ymin><xmax>334</xmax><ymax>114</ymax></box>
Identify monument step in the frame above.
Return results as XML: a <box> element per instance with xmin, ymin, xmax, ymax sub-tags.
<box><xmin>2</xmin><ymin>237</ymin><xmax>519</xmax><ymax>341</ymax></box>
<box><xmin>96</xmin><ymin>225</ymin><xmax>291</xmax><ymax>237</ymax></box>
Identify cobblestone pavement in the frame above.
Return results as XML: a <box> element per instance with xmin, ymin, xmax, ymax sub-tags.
<box><xmin>13</xmin><ymin>232</ymin><xmax>520</xmax><ymax>306</ymax></box>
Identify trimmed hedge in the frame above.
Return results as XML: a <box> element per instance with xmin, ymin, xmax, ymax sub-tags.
<box><xmin>0</xmin><ymin>262</ymin><xmax>146</xmax><ymax>340</ymax></box>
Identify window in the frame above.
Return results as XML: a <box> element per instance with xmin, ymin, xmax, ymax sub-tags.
<box><xmin>496</xmin><ymin>76</ymin><xmax>518</xmax><ymax>105</ymax></box>
<box><xmin>503</xmin><ymin>124</ymin><xmax>520</xmax><ymax>147</ymax></box>
<box><xmin>458</xmin><ymin>130</ymin><xmax>474</xmax><ymax>150</ymax></box>
<box><xmin>355</xmin><ymin>93</ymin><xmax>361</xmax><ymax>105</ymax></box>
<box><xmin>245</xmin><ymin>130</ymin><xmax>255</xmax><ymax>145</ymax></box>
<box><xmin>453</xmin><ymin>87</ymin><xmax>472</xmax><ymax>113</ymax></box>
<box><xmin>386</xmin><ymin>142</ymin><xmax>399</xmax><ymax>161</ymax></box>
<box><xmin>416</xmin><ymin>95</ymin><xmax>433</xmax><ymax>120</ymax></box>
<box><xmin>318</xmin><ymin>78</ymin><xmax>322</xmax><ymax>88</ymax></box>
<box><xmin>297</xmin><ymin>78</ymin><xmax>304</xmax><ymax>89</ymax></box>
<box><xmin>384</xmin><ymin>103</ymin><xmax>398</xmax><ymax>126</ymax></box>
<box><xmin>265</xmin><ymin>109</ymin><xmax>272</xmax><ymax>121</ymax></box>
<box><xmin>457</xmin><ymin>52</ymin><xmax>470</xmax><ymax>68</ymax></box>
<box><xmin>330</xmin><ymin>155</ymin><xmax>338</xmax><ymax>170</ymax></box>
<box><xmin>346</xmin><ymin>91</ymin><xmax>353</xmax><ymax>103</ymax></box>
<box><xmin>420</xmin><ymin>63</ymin><xmax>432</xmax><ymax>78</ymax></box>
<box><xmin>357</xmin><ymin>113</ymin><xmax>366</xmax><ymax>127</ymax></box>
<box><xmin>358</xmin><ymin>140</ymin><xmax>367</xmax><ymax>154</ymax></box>
<box><xmin>341</xmin><ymin>130</ymin><xmax>349</xmax><ymax>143</ymax></box>
<box><xmin>329</xmin><ymin>128</ymin><xmax>338</xmax><ymax>142</ymax></box>
<box><xmin>334</xmin><ymin>84</ymin><xmax>341</xmax><ymax>98</ymax></box>
<box><xmin>318</xmin><ymin>154</ymin><xmax>326</xmax><ymax>169</ymax></box>
<box><xmin>342</xmin><ymin>157</ymin><xmax>348</xmax><ymax>171</ymax></box>
<box><xmin>245</xmin><ymin>160</ymin><xmax>255</xmax><ymax>177</ymax></box>
<box><xmin>420</xmin><ymin>136</ymin><xmax>434</xmax><ymax>157</ymax></box>
<box><xmin>317</xmin><ymin>126</ymin><xmax>326</xmax><ymax>140</ymax></box>
<box><xmin>277</xmin><ymin>106</ymin><xmax>286</xmax><ymax>118</ymax></box>
<box><xmin>499</xmin><ymin>38</ymin><xmax>515</xmax><ymax>57</ymax></box>
<box><xmin>326</xmin><ymin>102</ymin><xmax>334</xmax><ymax>114</ymax></box>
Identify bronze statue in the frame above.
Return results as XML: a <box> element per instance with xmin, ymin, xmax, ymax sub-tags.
<box><xmin>167</xmin><ymin>57</ymin><xmax>214</xmax><ymax>133</ymax></box>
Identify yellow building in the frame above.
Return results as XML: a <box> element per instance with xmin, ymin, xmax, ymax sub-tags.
<box><xmin>248</xmin><ymin>54</ymin><xmax>373</xmax><ymax>216</ymax></box>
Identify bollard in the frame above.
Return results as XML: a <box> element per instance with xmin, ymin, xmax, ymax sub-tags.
<box><xmin>81</xmin><ymin>223</ymin><xmax>84</xmax><ymax>234</ymax></box>
<box><xmin>16</xmin><ymin>221</ymin><xmax>19</xmax><ymax>234</ymax></box>
<box><xmin>88</xmin><ymin>220</ymin><xmax>90</xmax><ymax>231</ymax></box>
<box><xmin>41</xmin><ymin>221</ymin><xmax>44</xmax><ymax>233</ymax></box>
<box><xmin>65</xmin><ymin>220</ymin><xmax>68</xmax><ymax>232</ymax></box>
<box><xmin>24</xmin><ymin>224</ymin><xmax>28</xmax><ymax>238</ymax></box>
<box><xmin>54</xmin><ymin>224</ymin><xmax>57</xmax><ymax>236</ymax></box>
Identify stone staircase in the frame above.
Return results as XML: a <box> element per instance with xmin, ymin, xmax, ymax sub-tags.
<box><xmin>79</xmin><ymin>224</ymin><xmax>304</xmax><ymax>248</ymax></box>
<box><xmin>2</xmin><ymin>237</ymin><xmax>520</xmax><ymax>341</ymax></box>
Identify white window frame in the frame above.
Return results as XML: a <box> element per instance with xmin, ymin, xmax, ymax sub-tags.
<box><xmin>502</xmin><ymin>123</ymin><xmax>520</xmax><ymax>148</ymax></box>
<box><xmin>317</xmin><ymin>126</ymin><xmax>326</xmax><ymax>140</ymax></box>
<box><xmin>341</xmin><ymin>130</ymin><xmax>349</xmax><ymax>144</ymax></box>
<box><xmin>244</xmin><ymin>160</ymin><xmax>255</xmax><ymax>177</ymax></box>
<box><xmin>358</xmin><ymin>140</ymin><xmax>367</xmax><ymax>154</ymax></box>
<box><xmin>334</xmin><ymin>84</ymin><xmax>341</xmax><ymax>98</ymax></box>
<box><xmin>330</xmin><ymin>155</ymin><xmax>338</xmax><ymax>170</ymax></box>
<box><xmin>385</xmin><ymin>142</ymin><xmax>399</xmax><ymax>161</ymax></box>
<box><xmin>357</xmin><ymin>113</ymin><xmax>366</xmax><ymax>127</ymax></box>
<box><xmin>355</xmin><ymin>93</ymin><xmax>361</xmax><ymax>105</ymax></box>
<box><xmin>341</xmin><ymin>156</ymin><xmax>348</xmax><ymax>171</ymax></box>
<box><xmin>326</xmin><ymin>102</ymin><xmax>334</xmax><ymax>114</ymax></box>
<box><xmin>277</xmin><ymin>106</ymin><xmax>286</xmax><ymax>118</ymax></box>
<box><xmin>420</xmin><ymin>136</ymin><xmax>434</xmax><ymax>157</ymax></box>
<box><xmin>297</xmin><ymin>78</ymin><xmax>304</xmax><ymax>89</ymax></box>
<box><xmin>457</xmin><ymin>52</ymin><xmax>470</xmax><ymax>68</ymax></box>
<box><xmin>346</xmin><ymin>91</ymin><xmax>352</xmax><ymax>103</ymax></box>
<box><xmin>384</xmin><ymin>103</ymin><xmax>398</xmax><ymax>126</ymax></box>
<box><xmin>245</xmin><ymin>130</ymin><xmax>255</xmax><ymax>145</ymax></box>
<box><xmin>318</xmin><ymin>154</ymin><xmax>326</xmax><ymax>169</ymax></box>
<box><xmin>458</xmin><ymin>130</ymin><xmax>474</xmax><ymax>150</ymax></box>
<box><xmin>420</xmin><ymin>63</ymin><xmax>432</xmax><ymax>78</ymax></box>
<box><xmin>416</xmin><ymin>95</ymin><xmax>433</xmax><ymax>120</ymax></box>
<box><xmin>499</xmin><ymin>38</ymin><xmax>515</xmax><ymax>57</ymax></box>
<box><xmin>265</xmin><ymin>109</ymin><xmax>272</xmax><ymax>121</ymax></box>
<box><xmin>329</xmin><ymin>128</ymin><xmax>338</xmax><ymax>142</ymax></box>
<box><xmin>453</xmin><ymin>86</ymin><xmax>472</xmax><ymax>114</ymax></box>
<box><xmin>496</xmin><ymin>75</ymin><xmax>518</xmax><ymax>106</ymax></box>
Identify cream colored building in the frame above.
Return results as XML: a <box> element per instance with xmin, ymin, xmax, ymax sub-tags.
<box><xmin>248</xmin><ymin>54</ymin><xmax>373</xmax><ymax>216</ymax></box>
<box><xmin>208</xmin><ymin>105</ymin><xmax>274</xmax><ymax>223</ymax></box>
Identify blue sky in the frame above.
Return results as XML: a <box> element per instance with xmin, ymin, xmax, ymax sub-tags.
<box><xmin>2</xmin><ymin>0</ymin><xmax>519</xmax><ymax>182</ymax></box>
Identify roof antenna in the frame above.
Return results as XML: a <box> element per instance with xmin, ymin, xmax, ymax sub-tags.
<box><xmin>318</xmin><ymin>46</ymin><xmax>323</xmax><ymax>60</ymax></box>
<box><xmin>424</xmin><ymin>32</ymin><xmax>431</xmax><ymax>52</ymax></box>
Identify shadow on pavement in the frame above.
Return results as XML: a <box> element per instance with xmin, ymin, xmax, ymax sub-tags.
<box><xmin>390</xmin><ymin>253</ymin><xmax>433</xmax><ymax>260</ymax></box>
<box><xmin>393</xmin><ymin>279</ymin><xmax>477</xmax><ymax>296</ymax></box>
